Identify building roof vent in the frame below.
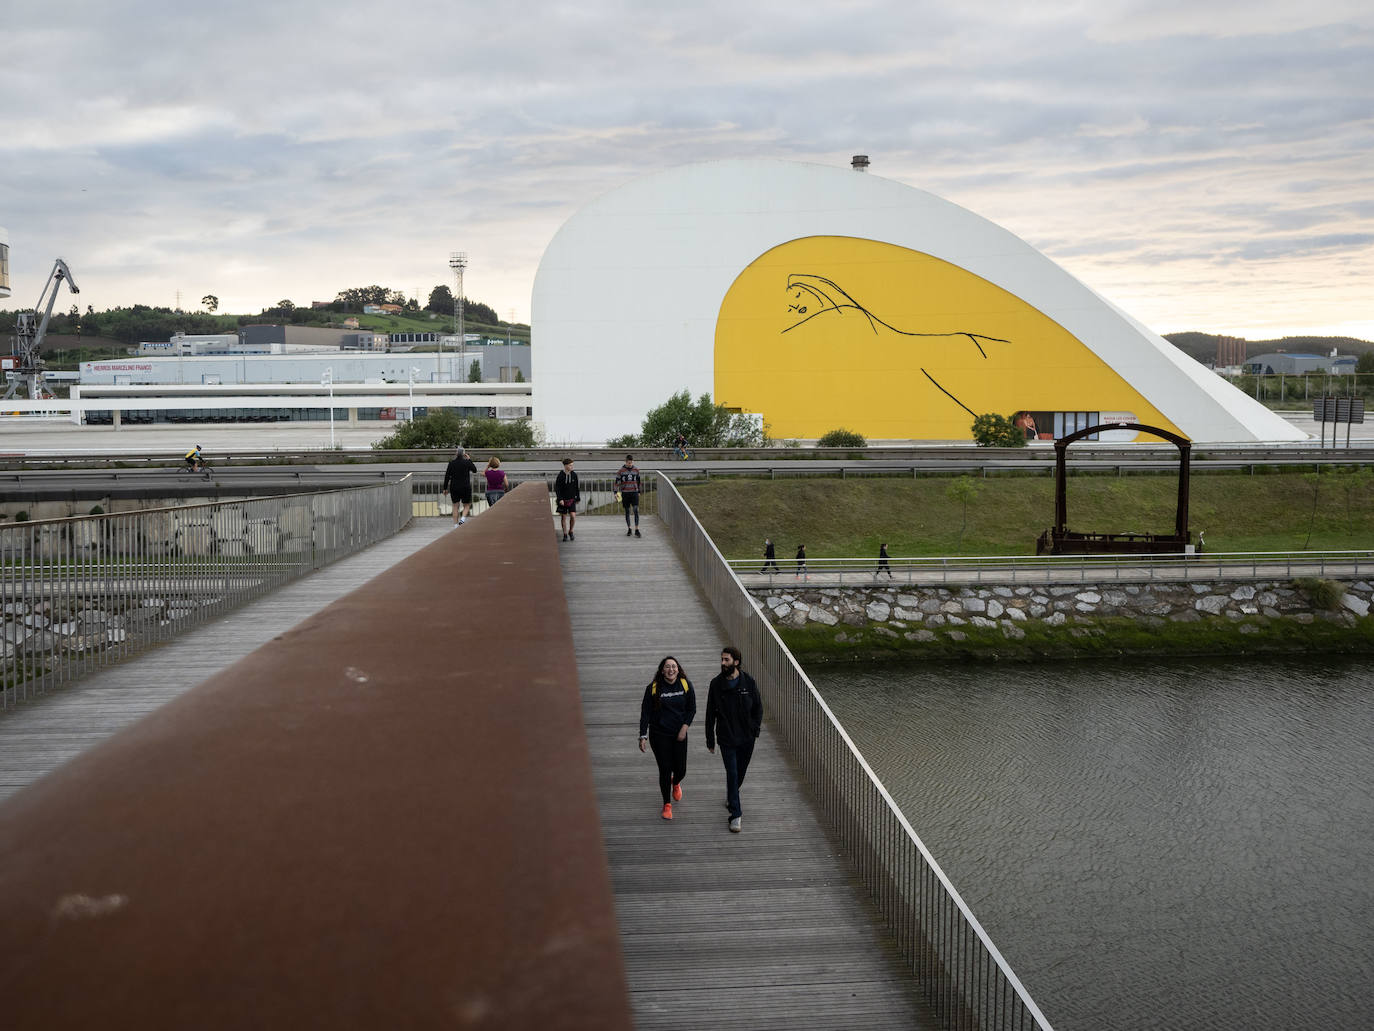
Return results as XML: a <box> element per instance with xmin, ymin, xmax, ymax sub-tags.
<box><xmin>851</xmin><ymin>154</ymin><xmax>870</xmax><ymax>171</ymax></box>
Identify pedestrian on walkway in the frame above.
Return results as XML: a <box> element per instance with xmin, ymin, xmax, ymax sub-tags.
<box><xmin>441</xmin><ymin>446</ymin><xmax>478</xmax><ymax>526</ymax></box>
<box><xmin>706</xmin><ymin>646</ymin><xmax>763</xmax><ymax>834</ymax></box>
<box><xmin>795</xmin><ymin>543</ymin><xmax>808</xmax><ymax>580</ymax></box>
<box><xmin>484</xmin><ymin>456</ymin><xmax>508</xmax><ymax>507</ymax></box>
<box><xmin>554</xmin><ymin>457</ymin><xmax>580</xmax><ymax>541</ymax></box>
<box><xmin>876</xmin><ymin>542</ymin><xmax>892</xmax><ymax>579</ymax></box>
<box><xmin>638</xmin><ymin>656</ymin><xmax>695</xmax><ymax>820</ymax></box>
<box><xmin>760</xmin><ymin>537</ymin><xmax>779</xmax><ymax>574</ymax></box>
<box><xmin>615</xmin><ymin>453</ymin><xmax>642</xmax><ymax>538</ymax></box>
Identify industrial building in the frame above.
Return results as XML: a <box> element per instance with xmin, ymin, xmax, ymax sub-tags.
<box><xmin>1242</xmin><ymin>352</ymin><xmax>1357</xmax><ymax>376</ymax></box>
<box><xmin>0</xmin><ymin>226</ymin><xmax>9</xmax><ymax>300</ymax></box>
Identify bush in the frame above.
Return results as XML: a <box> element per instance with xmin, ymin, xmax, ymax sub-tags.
<box><xmin>372</xmin><ymin>411</ymin><xmax>535</xmax><ymax>450</ymax></box>
<box><xmin>606</xmin><ymin>433</ymin><xmax>639</xmax><ymax>449</ymax></box>
<box><xmin>1292</xmin><ymin>577</ymin><xmax>1345</xmax><ymax>610</ymax></box>
<box><xmin>15</xmin><ymin>511</ymin><xmax>29</xmax><ymax>522</ymax></box>
<box><xmin>89</xmin><ymin>505</ymin><xmax>105</xmax><ymax>515</ymax></box>
<box><xmin>817</xmin><ymin>428</ymin><xmax>867</xmax><ymax>448</ymax></box>
<box><xmin>627</xmin><ymin>390</ymin><xmax>765</xmax><ymax>448</ymax></box>
<box><xmin>971</xmin><ymin>413</ymin><xmax>1027</xmax><ymax>448</ymax></box>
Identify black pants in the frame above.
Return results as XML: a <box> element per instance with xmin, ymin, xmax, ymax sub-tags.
<box><xmin>622</xmin><ymin>494</ymin><xmax>640</xmax><ymax>527</ymax></box>
<box><xmin>720</xmin><ymin>739</ymin><xmax>755</xmax><ymax>819</ymax></box>
<box><xmin>648</xmin><ymin>730</ymin><xmax>687</xmax><ymax>804</ymax></box>
<box><xmin>760</xmin><ymin>559</ymin><xmax>779</xmax><ymax>573</ymax></box>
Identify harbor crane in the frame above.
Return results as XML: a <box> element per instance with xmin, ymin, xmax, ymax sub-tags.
<box><xmin>4</xmin><ymin>257</ymin><xmax>79</xmax><ymax>401</ymax></box>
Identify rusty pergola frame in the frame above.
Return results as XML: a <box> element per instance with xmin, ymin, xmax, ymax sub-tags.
<box><xmin>1038</xmin><ymin>422</ymin><xmax>1193</xmax><ymax>555</ymax></box>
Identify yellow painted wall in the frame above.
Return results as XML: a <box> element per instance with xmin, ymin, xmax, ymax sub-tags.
<box><xmin>713</xmin><ymin>236</ymin><xmax>1179</xmax><ymax>441</ymax></box>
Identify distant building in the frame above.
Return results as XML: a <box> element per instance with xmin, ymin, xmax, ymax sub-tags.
<box><xmin>137</xmin><ymin>333</ymin><xmax>279</xmax><ymax>357</ymax></box>
<box><xmin>0</xmin><ymin>226</ymin><xmax>9</xmax><ymax>300</ymax></box>
<box><xmin>241</xmin><ymin>324</ymin><xmax>287</xmax><ymax>349</ymax></box>
<box><xmin>341</xmin><ymin>333</ymin><xmax>387</xmax><ymax>351</ymax></box>
<box><xmin>342</xmin><ymin>317</ymin><xmax>360</xmax><ymax>329</ymax></box>
<box><xmin>1242</xmin><ymin>352</ymin><xmax>1355</xmax><ymax>375</ymax></box>
<box><xmin>362</xmin><ymin>303</ymin><xmax>403</xmax><ymax>315</ymax></box>
<box><xmin>1216</xmin><ymin>336</ymin><xmax>1246</xmax><ymax>367</ymax></box>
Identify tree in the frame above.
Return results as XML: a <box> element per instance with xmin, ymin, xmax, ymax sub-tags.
<box><xmin>632</xmin><ymin>389</ymin><xmax>764</xmax><ymax>448</ymax></box>
<box><xmin>372</xmin><ymin>411</ymin><xmax>534</xmax><ymax>450</ymax></box>
<box><xmin>426</xmin><ymin>284</ymin><xmax>454</xmax><ymax>315</ymax></box>
<box><xmin>1356</xmin><ymin>352</ymin><xmax>1374</xmax><ymax>374</ymax></box>
<box><xmin>336</xmin><ymin>286</ymin><xmax>392</xmax><ymax>308</ymax></box>
<box><xmin>946</xmin><ymin>476</ymin><xmax>981</xmax><ymax>552</ymax></box>
<box><xmin>277</xmin><ymin>299</ymin><xmax>295</xmax><ymax>313</ymax></box>
<box><xmin>202</xmin><ymin>295</ymin><xmax>219</xmax><ymax>313</ymax></box>
<box><xmin>971</xmin><ymin>413</ymin><xmax>1027</xmax><ymax>447</ymax></box>
<box><xmin>467</xmin><ymin>360</ymin><xmax>481</xmax><ymax>383</ymax></box>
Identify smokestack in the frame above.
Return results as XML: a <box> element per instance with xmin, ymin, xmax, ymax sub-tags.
<box><xmin>851</xmin><ymin>154</ymin><xmax>869</xmax><ymax>171</ymax></box>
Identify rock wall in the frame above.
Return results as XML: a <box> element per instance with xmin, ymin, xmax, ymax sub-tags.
<box><xmin>751</xmin><ymin>580</ymin><xmax>1374</xmax><ymax>651</ymax></box>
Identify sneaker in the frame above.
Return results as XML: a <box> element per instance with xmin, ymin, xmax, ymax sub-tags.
<box><xmin>634</xmin><ymin>529</ymin><xmax>642</xmax><ymax>538</ymax></box>
<box><xmin>569</xmin><ymin>532</ymin><xmax>574</xmax><ymax>541</ymax></box>
<box><xmin>729</xmin><ymin>817</ymin><xmax>741</xmax><ymax>833</ymax></box>
<box><xmin>672</xmin><ymin>781</ymin><xmax>682</xmax><ymax>802</ymax></box>
<box><xmin>627</xmin><ymin>528</ymin><xmax>633</xmax><ymax>536</ymax></box>
<box><xmin>562</xmin><ymin>533</ymin><xmax>568</xmax><ymax>541</ymax></box>
<box><xmin>661</xmin><ymin>803</ymin><xmax>673</xmax><ymax>820</ymax></box>
<box><xmin>459</xmin><ymin>517</ymin><xmax>466</xmax><ymax>525</ymax></box>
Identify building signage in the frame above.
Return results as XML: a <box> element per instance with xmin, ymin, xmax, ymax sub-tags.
<box><xmin>85</xmin><ymin>362</ymin><xmax>155</xmax><ymax>373</ymax></box>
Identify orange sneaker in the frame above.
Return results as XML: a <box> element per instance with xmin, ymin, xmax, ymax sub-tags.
<box><xmin>661</xmin><ymin>803</ymin><xmax>673</xmax><ymax>820</ymax></box>
<box><xmin>672</xmin><ymin>782</ymin><xmax>683</xmax><ymax>802</ymax></box>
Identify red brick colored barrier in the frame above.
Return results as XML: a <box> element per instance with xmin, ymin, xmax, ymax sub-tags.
<box><xmin>0</xmin><ymin>483</ymin><xmax>631</xmax><ymax>1030</ymax></box>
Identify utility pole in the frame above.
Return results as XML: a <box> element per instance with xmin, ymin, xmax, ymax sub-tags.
<box><xmin>449</xmin><ymin>251</ymin><xmax>467</xmax><ymax>384</ymax></box>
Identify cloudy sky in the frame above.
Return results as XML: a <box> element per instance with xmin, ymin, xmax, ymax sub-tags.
<box><xmin>4</xmin><ymin>0</ymin><xmax>1371</xmax><ymax>340</ymax></box>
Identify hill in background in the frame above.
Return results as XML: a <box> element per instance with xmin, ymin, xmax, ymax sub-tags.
<box><xmin>1165</xmin><ymin>332</ymin><xmax>1373</xmax><ymax>364</ymax></box>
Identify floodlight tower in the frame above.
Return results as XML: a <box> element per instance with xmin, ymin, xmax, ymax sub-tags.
<box><xmin>449</xmin><ymin>251</ymin><xmax>467</xmax><ymax>384</ymax></box>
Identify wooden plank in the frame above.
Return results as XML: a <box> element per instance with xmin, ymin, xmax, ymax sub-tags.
<box><xmin>560</xmin><ymin>515</ymin><xmax>936</xmax><ymax>1028</ymax></box>
<box><xmin>0</xmin><ymin>520</ymin><xmax>454</xmax><ymax>801</ymax></box>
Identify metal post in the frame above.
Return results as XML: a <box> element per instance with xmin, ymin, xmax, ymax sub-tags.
<box><xmin>449</xmin><ymin>252</ymin><xmax>467</xmax><ymax>385</ymax></box>
<box><xmin>322</xmin><ymin>368</ymin><xmax>334</xmax><ymax>448</ymax></box>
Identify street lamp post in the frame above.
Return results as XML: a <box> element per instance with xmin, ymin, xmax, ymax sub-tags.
<box><xmin>322</xmin><ymin>368</ymin><xmax>334</xmax><ymax>448</ymax></box>
<box><xmin>449</xmin><ymin>251</ymin><xmax>467</xmax><ymax>384</ymax></box>
<box><xmin>408</xmin><ymin>366</ymin><xmax>420</xmax><ymax>422</ymax></box>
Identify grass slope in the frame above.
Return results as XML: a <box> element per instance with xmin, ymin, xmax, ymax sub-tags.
<box><xmin>680</xmin><ymin>469</ymin><xmax>1374</xmax><ymax>557</ymax></box>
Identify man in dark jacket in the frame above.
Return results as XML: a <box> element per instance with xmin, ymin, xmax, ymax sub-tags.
<box><xmin>705</xmin><ymin>645</ymin><xmax>763</xmax><ymax>833</ymax></box>
<box><xmin>441</xmin><ymin>446</ymin><xmax>478</xmax><ymax>527</ymax></box>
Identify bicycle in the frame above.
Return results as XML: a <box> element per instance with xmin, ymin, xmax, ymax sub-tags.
<box><xmin>179</xmin><ymin>462</ymin><xmax>215</xmax><ymax>482</ymax></box>
<box><xmin>673</xmin><ymin>445</ymin><xmax>695</xmax><ymax>460</ymax></box>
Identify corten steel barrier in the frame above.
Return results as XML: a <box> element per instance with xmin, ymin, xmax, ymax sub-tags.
<box><xmin>727</xmin><ymin>550</ymin><xmax>1374</xmax><ymax>587</ymax></box>
<box><xmin>657</xmin><ymin>473</ymin><xmax>1055</xmax><ymax>1031</ymax></box>
<box><xmin>0</xmin><ymin>481</ymin><xmax>632</xmax><ymax>1030</ymax></box>
<box><xmin>1</xmin><ymin>478</ymin><xmax>413</xmax><ymax>710</ymax></box>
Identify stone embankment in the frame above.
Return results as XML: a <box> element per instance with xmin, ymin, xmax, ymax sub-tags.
<box><xmin>753</xmin><ymin>579</ymin><xmax>1374</xmax><ymax>660</ymax></box>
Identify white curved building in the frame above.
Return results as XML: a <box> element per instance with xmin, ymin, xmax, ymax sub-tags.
<box><xmin>532</xmin><ymin>159</ymin><xmax>1304</xmax><ymax>444</ymax></box>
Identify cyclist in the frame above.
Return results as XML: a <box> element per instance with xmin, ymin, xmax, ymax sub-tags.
<box><xmin>184</xmin><ymin>444</ymin><xmax>204</xmax><ymax>473</ymax></box>
<box><xmin>673</xmin><ymin>432</ymin><xmax>691</xmax><ymax>460</ymax></box>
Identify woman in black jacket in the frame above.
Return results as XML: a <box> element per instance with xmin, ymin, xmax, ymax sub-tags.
<box><xmin>638</xmin><ymin>656</ymin><xmax>696</xmax><ymax>820</ymax></box>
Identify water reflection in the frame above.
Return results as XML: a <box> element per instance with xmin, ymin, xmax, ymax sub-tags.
<box><xmin>813</xmin><ymin>657</ymin><xmax>1374</xmax><ymax>1031</ymax></box>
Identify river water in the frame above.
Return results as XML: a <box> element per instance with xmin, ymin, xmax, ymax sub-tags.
<box><xmin>812</xmin><ymin>657</ymin><xmax>1374</xmax><ymax>1031</ymax></box>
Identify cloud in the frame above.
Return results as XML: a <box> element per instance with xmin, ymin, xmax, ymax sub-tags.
<box><xmin>1</xmin><ymin>0</ymin><xmax>1371</xmax><ymax>339</ymax></box>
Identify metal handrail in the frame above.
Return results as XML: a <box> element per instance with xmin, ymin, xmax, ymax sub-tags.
<box><xmin>657</xmin><ymin>473</ymin><xmax>1055</xmax><ymax>1031</ymax></box>
<box><xmin>728</xmin><ymin>550</ymin><xmax>1374</xmax><ymax>586</ymax></box>
<box><xmin>1</xmin><ymin>478</ymin><xmax>414</xmax><ymax>709</ymax></box>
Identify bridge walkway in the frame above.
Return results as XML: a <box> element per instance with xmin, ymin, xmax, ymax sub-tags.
<box><xmin>0</xmin><ymin>519</ymin><xmax>453</xmax><ymax>803</ymax></box>
<box><xmin>559</xmin><ymin>514</ymin><xmax>934</xmax><ymax>1030</ymax></box>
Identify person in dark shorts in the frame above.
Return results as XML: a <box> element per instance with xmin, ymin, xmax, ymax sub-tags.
<box><xmin>795</xmin><ymin>543</ymin><xmax>807</xmax><ymax>580</ymax></box>
<box><xmin>706</xmin><ymin>645</ymin><xmax>763</xmax><ymax>833</ymax></box>
<box><xmin>441</xmin><ymin>446</ymin><xmax>478</xmax><ymax>527</ymax></box>
<box><xmin>615</xmin><ymin>453</ymin><xmax>642</xmax><ymax>538</ymax></box>
<box><xmin>638</xmin><ymin>656</ymin><xmax>695</xmax><ymax>820</ymax></box>
<box><xmin>760</xmin><ymin>537</ymin><xmax>779</xmax><ymax>574</ymax></box>
<box><xmin>554</xmin><ymin>457</ymin><xmax>581</xmax><ymax>541</ymax></box>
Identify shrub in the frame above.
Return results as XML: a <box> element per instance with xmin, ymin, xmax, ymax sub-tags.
<box><xmin>817</xmin><ymin>428</ymin><xmax>867</xmax><ymax>448</ymax></box>
<box><xmin>624</xmin><ymin>390</ymin><xmax>765</xmax><ymax>448</ymax></box>
<box><xmin>606</xmin><ymin>433</ymin><xmax>639</xmax><ymax>449</ymax></box>
<box><xmin>971</xmin><ymin>413</ymin><xmax>1027</xmax><ymax>448</ymax></box>
<box><xmin>89</xmin><ymin>505</ymin><xmax>105</xmax><ymax>515</ymax></box>
<box><xmin>15</xmin><ymin>511</ymin><xmax>30</xmax><ymax>521</ymax></box>
<box><xmin>1292</xmin><ymin>577</ymin><xmax>1345</xmax><ymax>610</ymax></box>
<box><xmin>372</xmin><ymin>411</ymin><xmax>534</xmax><ymax>450</ymax></box>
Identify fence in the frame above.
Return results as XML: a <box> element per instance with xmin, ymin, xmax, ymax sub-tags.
<box><xmin>727</xmin><ymin>550</ymin><xmax>1374</xmax><ymax>587</ymax></box>
<box><xmin>1</xmin><ymin>477</ymin><xmax>414</xmax><ymax>709</ymax></box>
<box><xmin>656</xmin><ymin>473</ymin><xmax>1054</xmax><ymax>1030</ymax></box>
<box><xmin>409</xmin><ymin>472</ymin><xmax>659</xmax><ymax>519</ymax></box>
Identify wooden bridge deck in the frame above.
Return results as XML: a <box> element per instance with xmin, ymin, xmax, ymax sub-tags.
<box><xmin>559</xmin><ymin>515</ymin><xmax>933</xmax><ymax>1030</ymax></box>
<box><xmin>0</xmin><ymin>519</ymin><xmax>453</xmax><ymax>802</ymax></box>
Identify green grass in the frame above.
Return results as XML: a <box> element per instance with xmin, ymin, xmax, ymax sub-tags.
<box><xmin>680</xmin><ymin>467</ymin><xmax>1374</xmax><ymax>558</ymax></box>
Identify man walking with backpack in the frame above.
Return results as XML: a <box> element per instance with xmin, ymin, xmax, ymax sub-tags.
<box><xmin>705</xmin><ymin>646</ymin><xmax>763</xmax><ymax>833</ymax></box>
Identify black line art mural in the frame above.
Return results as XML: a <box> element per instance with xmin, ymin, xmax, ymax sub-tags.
<box><xmin>784</xmin><ymin>273</ymin><xmax>1009</xmax><ymax>417</ymax></box>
